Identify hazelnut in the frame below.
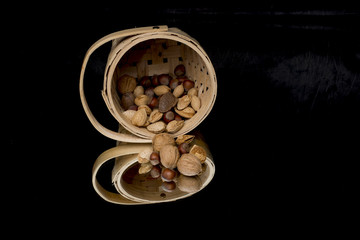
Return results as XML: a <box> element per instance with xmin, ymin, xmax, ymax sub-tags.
<box><xmin>149</xmin><ymin>151</ymin><xmax>160</xmax><ymax>165</ymax></box>
<box><xmin>158</xmin><ymin>74</ymin><xmax>172</xmax><ymax>86</ymax></box>
<box><xmin>174</xmin><ymin>64</ymin><xmax>186</xmax><ymax>77</ymax></box>
<box><xmin>177</xmin><ymin>154</ymin><xmax>202</xmax><ymax>176</ymax></box>
<box><xmin>151</xmin><ymin>75</ymin><xmax>159</xmax><ymax>86</ymax></box>
<box><xmin>169</xmin><ymin>78</ymin><xmax>180</xmax><ymax>90</ymax></box>
<box><xmin>148</xmin><ymin>97</ymin><xmax>159</xmax><ymax>109</ymax></box>
<box><xmin>163</xmin><ymin>111</ymin><xmax>175</xmax><ymax>124</ymax></box>
<box><xmin>161</xmin><ymin>168</ymin><xmax>177</xmax><ymax>182</ymax></box>
<box><xmin>139</xmin><ymin>76</ymin><xmax>152</xmax><ymax>88</ymax></box>
<box><xmin>152</xmin><ymin>133</ymin><xmax>175</xmax><ymax>152</ymax></box>
<box><xmin>160</xmin><ymin>144</ymin><xmax>180</xmax><ymax>169</ymax></box>
<box><xmin>183</xmin><ymin>79</ymin><xmax>195</xmax><ymax>91</ymax></box>
<box><xmin>150</xmin><ymin>165</ymin><xmax>161</xmax><ymax>178</ymax></box>
<box><xmin>161</xmin><ymin>181</ymin><xmax>176</xmax><ymax>192</ymax></box>
<box><xmin>178</xmin><ymin>142</ymin><xmax>190</xmax><ymax>154</ymax></box>
<box><xmin>144</xmin><ymin>87</ymin><xmax>155</xmax><ymax>100</ymax></box>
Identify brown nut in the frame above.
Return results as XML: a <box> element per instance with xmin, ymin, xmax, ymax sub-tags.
<box><xmin>134</xmin><ymin>95</ymin><xmax>150</xmax><ymax>106</ymax></box>
<box><xmin>174</xmin><ymin>64</ymin><xmax>186</xmax><ymax>77</ymax></box>
<box><xmin>177</xmin><ymin>95</ymin><xmax>192</xmax><ymax>110</ymax></box>
<box><xmin>158</xmin><ymin>74</ymin><xmax>172</xmax><ymax>86</ymax></box>
<box><xmin>174</xmin><ymin>107</ymin><xmax>195</xmax><ymax>118</ymax></box>
<box><xmin>175</xmin><ymin>135</ymin><xmax>195</xmax><ymax>145</ymax></box>
<box><xmin>183</xmin><ymin>79</ymin><xmax>195</xmax><ymax>91</ymax></box>
<box><xmin>146</xmin><ymin>121</ymin><xmax>166</xmax><ymax>133</ymax></box>
<box><xmin>131</xmin><ymin>108</ymin><xmax>147</xmax><ymax>127</ymax></box>
<box><xmin>177</xmin><ymin>175</ymin><xmax>202</xmax><ymax>193</ymax></box>
<box><xmin>117</xmin><ymin>75</ymin><xmax>137</xmax><ymax>94</ymax></box>
<box><xmin>158</xmin><ymin>92</ymin><xmax>177</xmax><ymax>113</ymax></box>
<box><xmin>154</xmin><ymin>85</ymin><xmax>171</xmax><ymax>96</ymax></box>
<box><xmin>152</xmin><ymin>133</ymin><xmax>175</xmax><ymax>152</ymax></box>
<box><xmin>149</xmin><ymin>151</ymin><xmax>160</xmax><ymax>165</ymax></box>
<box><xmin>173</xmin><ymin>84</ymin><xmax>184</xmax><ymax>98</ymax></box>
<box><xmin>177</xmin><ymin>154</ymin><xmax>202</xmax><ymax>176</ymax></box>
<box><xmin>166</xmin><ymin>120</ymin><xmax>184</xmax><ymax>133</ymax></box>
<box><xmin>178</xmin><ymin>142</ymin><xmax>190</xmax><ymax>154</ymax></box>
<box><xmin>191</xmin><ymin>95</ymin><xmax>201</xmax><ymax>111</ymax></box>
<box><xmin>161</xmin><ymin>168</ymin><xmax>177</xmax><ymax>182</ymax></box>
<box><xmin>160</xmin><ymin>144</ymin><xmax>180</xmax><ymax>169</ymax></box>
<box><xmin>189</xmin><ymin>144</ymin><xmax>207</xmax><ymax>164</ymax></box>
<box><xmin>138</xmin><ymin>162</ymin><xmax>152</xmax><ymax>174</ymax></box>
<box><xmin>148</xmin><ymin>109</ymin><xmax>163</xmax><ymax>123</ymax></box>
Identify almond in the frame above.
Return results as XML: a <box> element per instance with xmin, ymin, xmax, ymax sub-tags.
<box><xmin>166</xmin><ymin>120</ymin><xmax>185</xmax><ymax>133</ymax></box>
<box><xmin>131</xmin><ymin>108</ymin><xmax>147</xmax><ymax>126</ymax></box>
<box><xmin>177</xmin><ymin>95</ymin><xmax>192</xmax><ymax>110</ymax></box>
<box><xmin>147</xmin><ymin>121</ymin><xmax>166</xmax><ymax>133</ymax></box>
<box><xmin>154</xmin><ymin>85</ymin><xmax>171</xmax><ymax>96</ymax></box>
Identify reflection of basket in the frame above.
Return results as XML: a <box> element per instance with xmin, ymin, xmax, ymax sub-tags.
<box><xmin>80</xmin><ymin>26</ymin><xmax>217</xmax><ymax>142</ymax></box>
<box><xmin>92</xmin><ymin>127</ymin><xmax>215</xmax><ymax>204</ymax></box>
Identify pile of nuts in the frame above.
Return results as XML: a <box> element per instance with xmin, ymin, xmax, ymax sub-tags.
<box><xmin>117</xmin><ymin>64</ymin><xmax>201</xmax><ymax>134</ymax></box>
<box><xmin>137</xmin><ymin>133</ymin><xmax>206</xmax><ymax>193</ymax></box>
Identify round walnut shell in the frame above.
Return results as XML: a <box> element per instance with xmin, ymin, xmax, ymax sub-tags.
<box><xmin>152</xmin><ymin>133</ymin><xmax>175</xmax><ymax>152</ymax></box>
<box><xmin>177</xmin><ymin>153</ymin><xmax>202</xmax><ymax>176</ymax></box>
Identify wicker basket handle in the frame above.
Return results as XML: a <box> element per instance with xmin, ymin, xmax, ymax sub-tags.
<box><xmin>80</xmin><ymin>26</ymin><xmax>168</xmax><ymax>142</ymax></box>
<box><xmin>92</xmin><ymin>143</ymin><xmax>153</xmax><ymax>204</ymax></box>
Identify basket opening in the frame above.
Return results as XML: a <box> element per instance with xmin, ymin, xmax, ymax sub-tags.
<box><xmin>108</xmin><ymin>36</ymin><xmax>215</xmax><ymax>139</ymax></box>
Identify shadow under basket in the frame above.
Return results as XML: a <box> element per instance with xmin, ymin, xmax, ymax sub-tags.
<box><xmin>80</xmin><ymin>25</ymin><xmax>217</xmax><ymax>143</ymax></box>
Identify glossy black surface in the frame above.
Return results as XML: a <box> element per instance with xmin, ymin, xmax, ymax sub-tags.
<box><xmin>8</xmin><ymin>5</ymin><xmax>359</xmax><ymax>233</ymax></box>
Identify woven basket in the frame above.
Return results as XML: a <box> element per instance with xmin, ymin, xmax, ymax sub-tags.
<box><xmin>80</xmin><ymin>25</ymin><xmax>217</xmax><ymax>143</ymax></box>
<box><xmin>92</xmin><ymin>127</ymin><xmax>215</xmax><ymax>204</ymax></box>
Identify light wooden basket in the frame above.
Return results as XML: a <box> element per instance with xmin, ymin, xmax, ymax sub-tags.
<box><xmin>80</xmin><ymin>25</ymin><xmax>217</xmax><ymax>143</ymax></box>
<box><xmin>92</xmin><ymin>127</ymin><xmax>215</xmax><ymax>204</ymax></box>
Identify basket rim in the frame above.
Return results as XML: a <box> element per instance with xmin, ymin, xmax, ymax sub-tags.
<box><xmin>103</xmin><ymin>30</ymin><xmax>217</xmax><ymax>139</ymax></box>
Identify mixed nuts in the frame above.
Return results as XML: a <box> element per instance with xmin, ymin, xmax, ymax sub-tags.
<box><xmin>137</xmin><ymin>133</ymin><xmax>206</xmax><ymax>193</ymax></box>
<box><xmin>118</xmin><ymin>64</ymin><xmax>201</xmax><ymax>134</ymax></box>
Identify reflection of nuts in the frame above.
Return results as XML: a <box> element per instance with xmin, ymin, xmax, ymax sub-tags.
<box><xmin>138</xmin><ymin>162</ymin><xmax>152</xmax><ymax>174</ymax></box>
<box><xmin>177</xmin><ymin>175</ymin><xmax>202</xmax><ymax>193</ymax></box>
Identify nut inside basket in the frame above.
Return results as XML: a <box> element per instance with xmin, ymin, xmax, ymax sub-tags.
<box><xmin>108</xmin><ymin>37</ymin><xmax>216</xmax><ymax>139</ymax></box>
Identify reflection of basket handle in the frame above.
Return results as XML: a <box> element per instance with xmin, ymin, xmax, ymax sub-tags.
<box><xmin>80</xmin><ymin>26</ymin><xmax>168</xmax><ymax>142</ymax></box>
<box><xmin>92</xmin><ymin>143</ymin><xmax>153</xmax><ymax>204</ymax></box>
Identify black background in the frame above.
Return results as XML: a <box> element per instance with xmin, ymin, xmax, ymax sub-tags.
<box><xmin>7</xmin><ymin>4</ymin><xmax>359</xmax><ymax>234</ymax></box>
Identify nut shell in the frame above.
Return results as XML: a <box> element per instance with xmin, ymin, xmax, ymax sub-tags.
<box><xmin>160</xmin><ymin>145</ymin><xmax>180</xmax><ymax>169</ymax></box>
<box><xmin>117</xmin><ymin>75</ymin><xmax>137</xmax><ymax>94</ymax></box>
<box><xmin>152</xmin><ymin>133</ymin><xmax>175</xmax><ymax>152</ymax></box>
<box><xmin>177</xmin><ymin>175</ymin><xmax>202</xmax><ymax>193</ymax></box>
<box><xmin>177</xmin><ymin>154</ymin><xmax>202</xmax><ymax>176</ymax></box>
